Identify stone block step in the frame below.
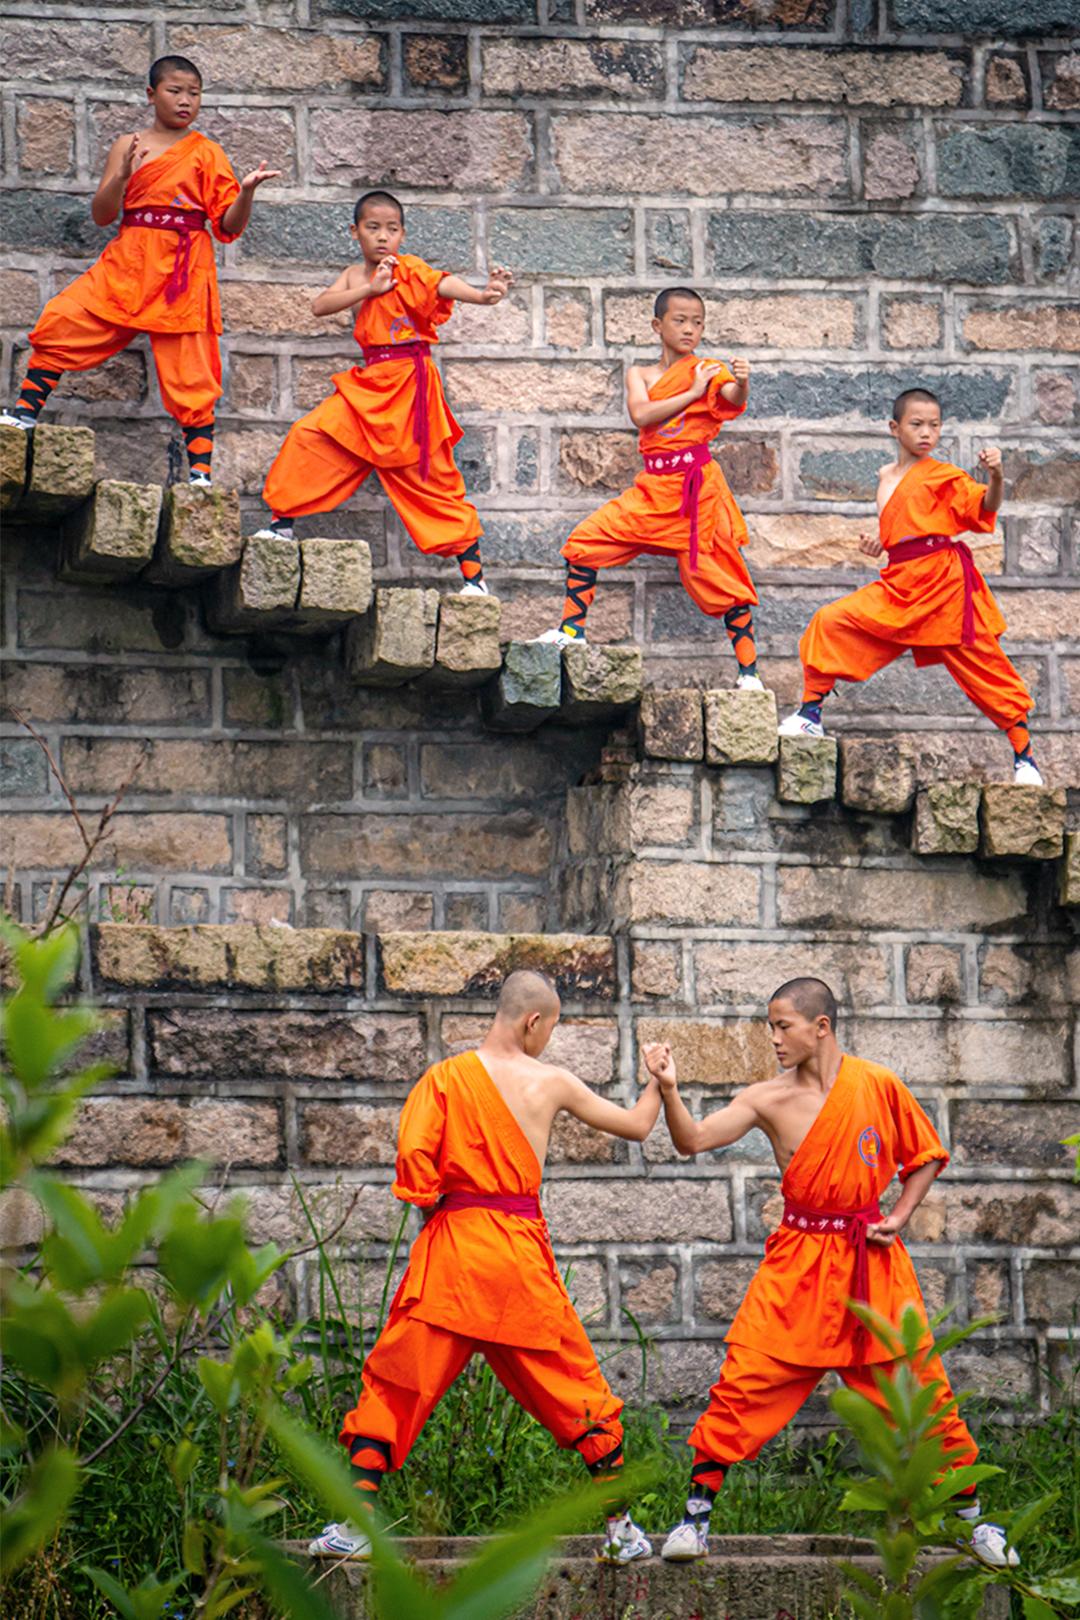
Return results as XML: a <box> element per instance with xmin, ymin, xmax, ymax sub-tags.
<box><xmin>286</xmin><ymin>1534</ymin><xmax>1009</xmax><ymax>1619</ymax></box>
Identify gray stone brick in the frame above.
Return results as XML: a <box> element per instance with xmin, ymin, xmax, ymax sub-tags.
<box><xmin>0</xmin><ymin>190</ymin><xmax>110</xmax><ymax>257</ymax></box>
<box><xmin>1036</xmin><ymin>217</ymin><xmax>1073</xmax><ymax>280</ymax></box>
<box><xmin>891</xmin><ymin>0</ymin><xmax>1080</xmax><ymax>33</ymax></box>
<box><xmin>750</xmin><ymin>368</ymin><xmax>1010</xmax><ymax>423</ymax></box>
<box><xmin>489</xmin><ymin>208</ymin><xmax>634</xmax><ymax>275</ymax></box>
<box><xmin>707</xmin><ymin>210</ymin><xmax>1013</xmax><ymax>285</ymax></box>
<box><xmin>646</xmin><ymin>210</ymin><xmax>692</xmax><ymax>274</ymax></box>
<box><xmin>321</xmin><ymin>0</ymin><xmax>534</xmax><ymax>16</ymax></box>
<box><xmin>242</xmin><ymin>203</ymin><xmax>471</xmax><ymax>267</ymax></box>
<box><xmin>1</xmin><ymin>739</ymin><xmax>48</xmax><ymax>798</ymax></box>
<box><xmin>455</xmin><ymin>427</ymin><xmax>494</xmax><ymax>497</ymax></box>
<box><xmin>937</xmin><ymin>124</ymin><xmax>1080</xmax><ymax>199</ymax></box>
<box><xmin>797</xmin><ymin>446</ymin><xmax>884</xmax><ymax>499</ymax></box>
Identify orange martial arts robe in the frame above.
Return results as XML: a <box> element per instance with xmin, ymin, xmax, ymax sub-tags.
<box><xmin>562</xmin><ymin>356</ymin><xmax>757</xmax><ymax>618</ymax></box>
<box><xmin>799</xmin><ymin>457</ymin><xmax>1032</xmax><ymax>731</ymax></box>
<box><xmin>24</xmin><ymin>130</ymin><xmax>240</xmax><ymax>427</ymax></box>
<box><xmin>340</xmin><ymin>1050</ymin><xmax>624</xmax><ymax>1498</ymax></box>
<box><xmin>688</xmin><ymin>1055</ymin><xmax>977</xmax><ymax>1489</ymax></box>
<box><xmin>261</xmin><ymin>254</ymin><xmax>481</xmax><ymax>559</ymax></box>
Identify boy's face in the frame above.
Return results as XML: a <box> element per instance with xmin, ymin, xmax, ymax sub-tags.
<box><xmin>351</xmin><ymin>202</ymin><xmax>405</xmax><ymax>263</ymax></box>
<box><xmin>890</xmin><ymin>400</ymin><xmax>942</xmax><ymax>459</ymax></box>
<box><xmin>147</xmin><ymin>70</ymin><xmax>202</xmax><ymax>129</ymax></box>
<box><xmin>653</xmin><ymin>295</ymin><xmax>705</xmax><ymax>354</ymax></box>
<box><xmin>767</xmin><ymin>997</ymin><xmax>826</xmax><ymax>1070</ymax></box>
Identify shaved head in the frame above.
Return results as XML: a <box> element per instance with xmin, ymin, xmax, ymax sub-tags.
<box><xmin>769</xmin><ymin>977</ymin><xmax>838</xmax><ymax>1029</ymax></box>
<box><xmin>496</xmin><ymin>969</ymin><xmax>559</xmax><ymax>1022</ymax></box>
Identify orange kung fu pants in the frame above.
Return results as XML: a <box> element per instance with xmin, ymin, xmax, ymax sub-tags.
<box><xmin>340</xmin><ymin>1302</ymin><xmax>624</xmax><ymax>1482</ymax></box>
<box><xmin>27</xmin><ymin>290</ymin><xmax>221</xmax><ymax>428</ymax></box>
<box><xmin>799</xmin><ymin>591</ymin><xmax>1033</xmax><ymax>731</ymax></box>
<box><xmin>689</xmin><ymin>1342</ymin><xmax>978</xmax><ymax>1481</ymax></box>
<box><xmin>262</xmin><ymin>401</ymin><xmax>481</xmax><ymax>559</ymax></box>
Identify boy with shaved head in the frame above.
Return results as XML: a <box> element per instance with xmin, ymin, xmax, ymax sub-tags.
<box><xmin>644</xmin><ymin>977</ymin><xmax>1017</xmax><ymax>1569</ymax></box>
<box><xmin>538</xmin><ymin>287</ymin><xmax>762</xmax><ymax>689</ymax></box>
<box><xmin>311</xmin><ymin>970</ymin><xmax>660</xmax><ymax>1564</ymax></box>
<box><xmin>780</xmin><ymin>388</ymin><xmax>1041</xmax><ymax>784</ymax></box>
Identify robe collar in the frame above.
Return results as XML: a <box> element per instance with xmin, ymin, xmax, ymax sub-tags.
<box><xmin>779</xmin><ymin>1054</ymin><xmax>851</xmax><ymax>1197</ymax></box>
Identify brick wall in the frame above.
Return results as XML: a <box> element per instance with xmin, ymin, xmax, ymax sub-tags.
<box><xmin>1</xmin><ymin>0</ymin><xmax>1078</xmax><ymax>705</ymax></box>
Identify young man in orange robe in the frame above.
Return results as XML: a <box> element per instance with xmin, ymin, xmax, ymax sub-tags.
<box><xmin>644</xmin><ymin>977</ymin><xmax>1017</xmax><ymax>1570</ymax></box>
<box><xmin>1</xmin><ymin>57</ymin><xmax>279</xmax><ymax>485</ymax></box>
<box><xmin>779</xmin><ymin>389</ymin><xmax>1041</xmax><ymax>785</ymax></box>
<box><xmin>311</xmin><ymin>970</ymin><xmax>661</xmax><ymax>1565</ymax></box>
<box><xmin>538</xmin><ymin>287</ymin><xmax>763</xmax><ymax>690</ymax></box>
<box><xmin>257</xmin><ymin>191</ymin><xmax>512</xmax><ymax>596</ymax></box>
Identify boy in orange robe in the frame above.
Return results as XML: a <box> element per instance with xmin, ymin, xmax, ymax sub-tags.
<box><xmin>310</xmin><ymin>970</ymin><xmax>661</xmax><ymax>1565</ymax></box>
<box><xmin>644</xmin><ymin>977</ymin><xmax>1017</xmax><ymax>1570</ymax></box>
<box><xmin>257</xmin><ymin>191</ymin><xmax>512</xmax><ymax>596</ymax></box>
<box><xmin>779</xmin><ymin>388</ymin><xmax>1041</xmax><ymax>785</ymax></box>
<box><xmin>538</xmin><ymin>287</ymin><xmax>763</xmax><ymax>690</ymax></box>
<box><xmin>1</xmin><ymin>57</ymin><xmax>279</xmax><ymax>485</ymax></box>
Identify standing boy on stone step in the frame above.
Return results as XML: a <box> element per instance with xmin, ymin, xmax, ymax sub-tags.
<box><xmin>643</xmin><ymin>977</ymin><xmax>1017</xmax><ymax>1571</ymax></box>
<box><xmin>538</xmin><ymin>287</ymin><xmax>763</xmax><ymax>689</ymax></box>
<box><xmin>779</xmin><ymin>388</ymin><xmax>1042</xmax><ymax>785</ymax></box>
<box><xmin>310</xmin><ymin>970</ymin><xmax>659</xmax><ymax>1566</ymax></box>
<box><xmin>257</xmin><ymin>190</ymin><xmax>512</xmax><ymax>597</ymax></box>
<box><xmin>1</xmin><ymin>56</ymin><xmax>279</xmax><ymax>487</ymax></box>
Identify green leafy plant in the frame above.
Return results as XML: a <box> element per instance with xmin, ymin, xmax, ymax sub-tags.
<box><xmin>831</xmin><ymin>1302</ymin><xmax>1080</xmax><ymax>1619</ymax></box>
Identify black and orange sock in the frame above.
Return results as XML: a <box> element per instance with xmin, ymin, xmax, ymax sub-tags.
<box><xmin>576</xmin><ymin>1424</ymin><xmax>625</xmax><ymax>1514</ymax></box>
<box><xmin>723</xmin><ymin>604</ymin><xmax>758</xmax><ymax>675</ymax></box>
<box><xmin>15</xmin><ymin>365</ymin><xmax>62</xmax><ymax>422</ymax></box>
<box><xmin>183</xmin><ymin>421</ymin><xmax>214</xmax><ymax>482</ymax></box>
<box><xmin>689</xmin><ymin>1460</ymin><xmax>725</xmax><ymax>1503</ymax></box>
<box><xmin>1006</xmin><ymin>722</ymin><xmax>1034</xmax><ymax>762</ymax></box>
<box><xmin>457</xmin><ymin>537</ymin><xmax>484</xmax><ymax>586</ymax></box>
<box><xmin>559</xmin><ymin>563</ymin><xmax>598</xmax><ymax>638</ymax></box>
<box><xmin>348</xmin><ymin>1435</ymin><xmax>390</xmax><ymax>1506</ymax></box>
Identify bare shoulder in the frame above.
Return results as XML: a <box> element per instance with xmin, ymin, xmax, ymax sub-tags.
<box><xmin>743</xmin><ymin>1074</ymin><xmax>795</xmax><ymax>1115</ymax></box>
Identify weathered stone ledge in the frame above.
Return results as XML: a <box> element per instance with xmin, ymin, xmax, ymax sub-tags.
<box><xmin>378</xmin><ymin>930</ymin><xmax>615</xmax><ymax>997</ymax></box>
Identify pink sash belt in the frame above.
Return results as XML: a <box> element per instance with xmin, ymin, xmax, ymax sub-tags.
<box><xmin>782</xmin><ymin>1196</ymin><xmax>882</xmax><ymax>1361</ymax></box>
<box><xmin>438</xmin><ymin>1190</ymin><xmax>543</xmax><ymax>1220</ymax></box>
<box><xmin>885</xmin><ymin>534</ymin><xmax>981</xmax><ymax>648</ymax></box>
<box><xmin>121</xmin><ymin>206</ymin><xmax>208</xmax><ymax>305</ymax></box>
<box><xmin>361</xmin><ymin>340</ymin><xmax>432</xmax><ymax>479</ymax></box>
<box><xmin>642</xmin><ymin>442</ymin><xmax>712</xmax><ymax>573</ymax></box>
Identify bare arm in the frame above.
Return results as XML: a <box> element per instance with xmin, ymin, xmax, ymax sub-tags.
<box><xmin>866</xmin><ymin>1159</ymin><xmax>942</xmax><ymax>1247</ymax></box>
<box><xmin>643</xmin><ymin>1043</ymin><xmax>760</xmax><ymax>1156</ymax></box>
<box><xmin>556</xmin><ymin>1070</ymin><xmax>662</xmax><ymax>1144</ymax></box>
<box><xmin>220</xmin><ymin>160</ymin><xmax>281</xmax><ymax>237</ymax></box>
<box><xmin>311</xmin><ymin>258</ymin><xmax>394</xmax><ymax>318</ymax></box>
<box><xmin>92</xmin><ymin>134</ymin><xmax>142</xmax><ymax>226</ymax></box>
<box><xmin>719</xmin><ymin>356</ymin><xmax>750</xmax><ymax>407</ymax></box>
<box><xmin>626</xmin><ymin>360</ymin><xmax>721</xmax><ymax>430</ymax></box>
<box><xmin>437</xmin><ymin>265</ymin><xmax>514</xmax><ymax>306</ymax></box>
<box><xmin>976</xmin><ymin>445</ymin><xmax>1004</xmax><ymax>513</ymax></box>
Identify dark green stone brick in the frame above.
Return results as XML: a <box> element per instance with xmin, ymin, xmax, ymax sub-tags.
<box><xmin>489</xmin><ymin>208</ymin><xmax>633</xmax><ymax>275</ymax></box>
<box><xmin>937</xmin><ymin>125</ymin><xmax>1080</xmax><ymax>199</ymax></box>
<box><xmin>707</xmin><ymin>211</ymin><xmax>1012</xmax><ymax>285</ymax></box>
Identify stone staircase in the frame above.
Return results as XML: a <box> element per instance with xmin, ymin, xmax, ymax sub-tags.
<box><xmin>4</xmin><ymin>421</ymin><xmax>1076</xmax><ymax>905</ymax></box>
<box><xmin>283</xmin><ymin>1534</ymin><xmax>1009</xmax><ymax>1619</ymax></box>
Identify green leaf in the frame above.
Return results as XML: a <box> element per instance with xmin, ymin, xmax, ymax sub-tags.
<box><xmin>839</xmin><ymin>1480</ymin><xmax>891</xmax><ymax>1513</ymax></box>
<box><xmin>1005</xmin><ymin>1491</ymin><xmax>1060</xmax><ymax>1548</ymax></box>
<box><xmin>159</xmin><ymin>1205</ymin><xmax>248</xmax><ymax>1308</ymax></box>
<box><xmin>1032</xmin><ymin>1574</ymin><xmax>1080</xmax><ymax>1602</ymax></box>
<box><xmin>1021</xmin><ymin>1598</ymin><xmax>1058</xmax><ymax>1620</ymax></box>
<box><xmin>238</xmin><ymin>1532</ymin><xmax>345</xmax><ymax>1620</ymax></box>
<box><xmin>84</xmin><ymin>1567</ymin><xmax>139</xmax><ymax>1620</ymax></box>
<box><xmin>925</xmin><ymin>1464</ymin><xmax>1001</xmax><ymax>1512</ymax></box>
<box><xmin>80</xmin><ymin>1287</ymin><xmax>152</xmax><ymax>1363</ymax></box>
<box><xmin>183</xmin><ymin>1519</ymin><xmax>207</xmax><ymax>1575</ymax></box>
<box><xmin>168</xmin><ymin>1437</ymin><xmax>200</xmax><ymax>1493</ymax></box>
<box><xmin>197</xmin><ymin>1356</ymin><xmax>239</xmax><ymax>1416</ymax></box>
<box><xmin>0</xmin><ymin>1446</ymin><xmax>80</xmax><ymax>1576</ymax></box>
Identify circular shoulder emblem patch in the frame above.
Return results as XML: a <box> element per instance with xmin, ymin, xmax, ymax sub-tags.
<box><xmin>858</xmin><ymin>1127</ymin><xmax>882</xmax><ymax>1167</ymax></box>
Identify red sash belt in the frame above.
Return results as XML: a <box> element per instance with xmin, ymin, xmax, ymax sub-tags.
<box><xmin>885</xmin><ymin>534</ymin><xmax>981</xmax><ymax>648</ymax></box>
<box><xmin>121</xmin><ymin>206</ymin><xmax>208</xmax><ymax>306</ymax></box>
<box><xmin>361</xmin><ymin>340</ymin><xmax>432</xmax><ymax>479</ymax></box>
<box><xmin>782</xmin><ymin>1196</ymin><xmax>882</xmax><ymax>1361</ymax></box>
<box><xmin>642</xmin><ymin>443</ymin><xmax>712</xmax><ymax>573</ymax></box>
<box><xmin>438</xmin><ymin>1190</ymin><xmax>543</xmax><ymax>1220</ymax></box>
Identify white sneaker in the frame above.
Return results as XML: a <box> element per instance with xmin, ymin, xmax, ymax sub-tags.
<box><xmin>0</xmin><ymin>411</ymin><xmax>34</xmax><ymax>430</ymax></box>
<box><xmin>188</xmin><ymin>472</ymin><xmax>213</xmax><ymax>489</ymax></box>
<box><xmin>967</xmin><ymin>1521</ymin><xmax>1019</xmax><ymax>1568</ymax></box>
<box><xmin>535</xmin><ymin>627</ymin><xmax>585</xmax><ymax>648</ymax></box>
<box><xmin>778</xmin><ymin>711</ymin><xmax>825</xmax><ymax>739</ymax></box>
<box><xmin>1012</xmin><ymin>759</ymin><xmax>1044</xmax><ymax>787</ymax></box>
<box><xmin>660</xmin><ymin>1519</ymin><xmax>709</xmax><ymax>1561</ymax></box>
<box><xmin>459</xmin><ymin>580</ymin><xmax>490</xmax><ymax>597</ymax></box>
<box><xmin>735</xmin><ymin>673</ymin><xmax>765</xmax><ymax>692</ymax></box>
<box><xmin>249</xmin><ymin>525</ymin><xmax>295</xmax><ymax>542</ymax></box>
<box><xmin>307</xmin><ymin>1521</ymin><xmax>372</xmax><ymax>1560</ymax></box>
<box><xmin>597</xmin><ymin>1512</ymin><xmax>652</xmax><ymax>1564</ymax></box>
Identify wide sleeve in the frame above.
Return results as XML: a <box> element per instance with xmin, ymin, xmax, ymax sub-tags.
<box><xmin>203</xmin><ymin>142</ymin><xmax>243</xmax><ymax>244</ymax></box>
<box><xmin>890</xmin><ymin>1077</ymin><xmax>949</xmax><ymax>1182</ymax></box>
<box><xmin>391</xmin><ymin>1067</ymin><xmax>447</xmax><ymax>1207</ymax></box>
<box><xmin>948</xmin><ymin>469</ymin><xmax>996</xmax><ymax>535</ymax></box>
<box><xmin>402</xmin><ymin>256</ymin><xmax>454</xmax><ymax>329</ymax></box>
<box><xmin>706</xmin><ymin>363</ymin><xmax>747</xmax><ymax>424</ymax></box>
